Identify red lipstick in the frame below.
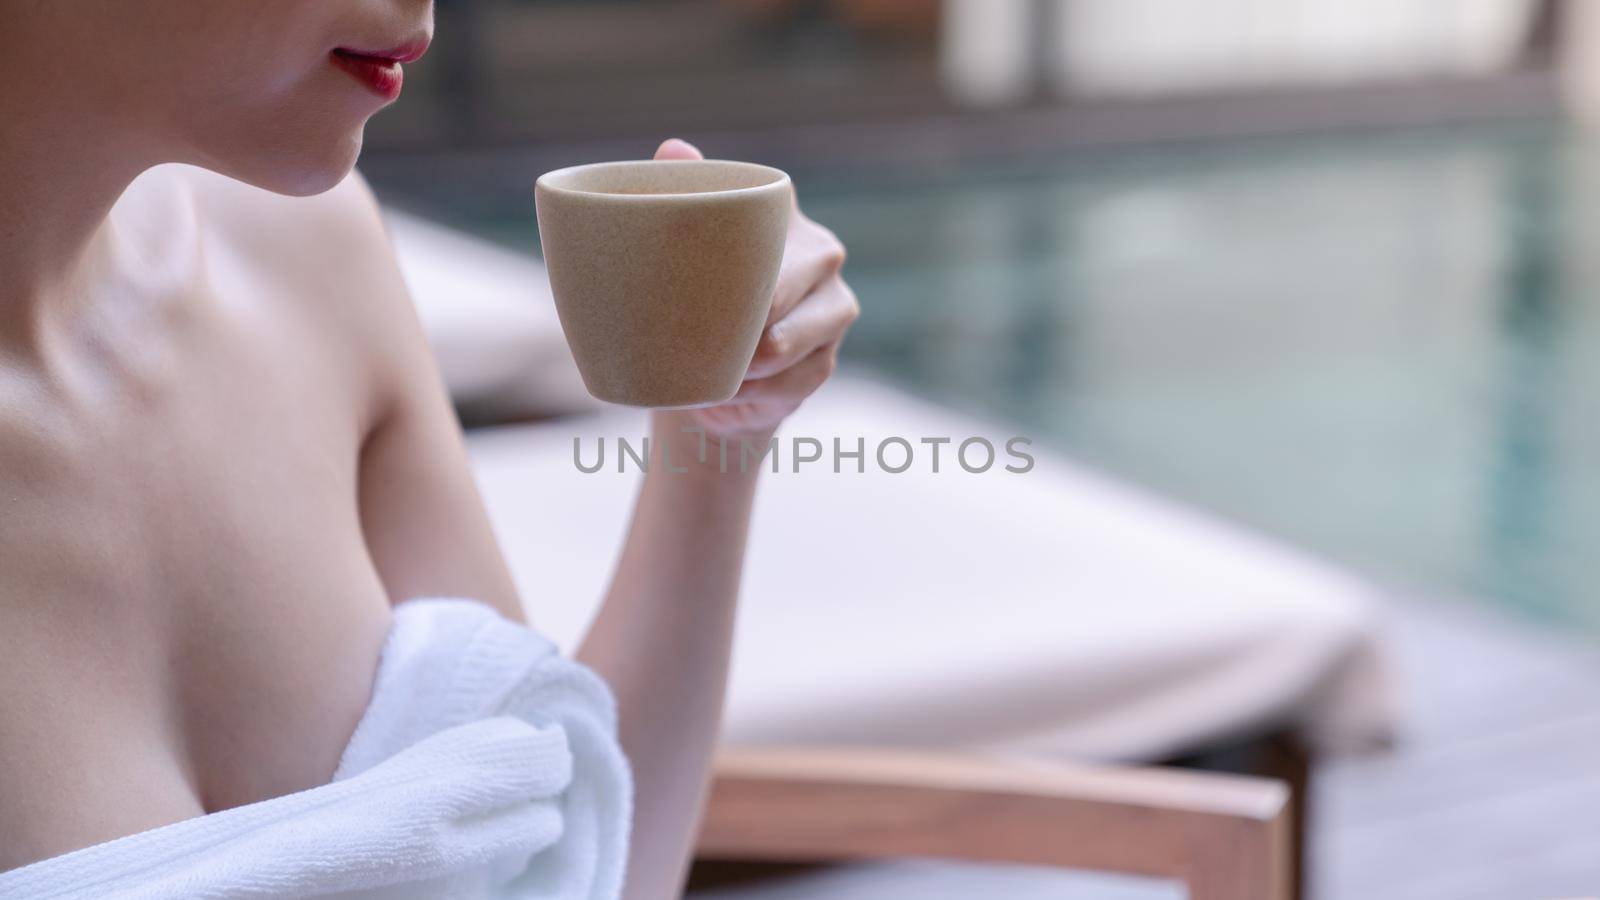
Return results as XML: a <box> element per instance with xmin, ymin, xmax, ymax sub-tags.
<box><xmin>331</xmin><ymin>39</ymin><xmax>430</xmax><ymax>101</ymax></box>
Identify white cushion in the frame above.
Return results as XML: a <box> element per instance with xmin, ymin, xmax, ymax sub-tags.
<box><xmin>467</xmin><ymin>376</ymin><xmax>1394</xmax><ymax>761</ymax></box>
<box><xmin>386</xmin><ymin>209</ymin><xmax>594</xmax><ymax>420</ymax></box>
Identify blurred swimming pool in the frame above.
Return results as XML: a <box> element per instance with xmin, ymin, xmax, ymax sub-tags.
<box><xmin>392</xmin><ymin>123</ymin><xmax>1600</xmax><ymax>630</ymax></box>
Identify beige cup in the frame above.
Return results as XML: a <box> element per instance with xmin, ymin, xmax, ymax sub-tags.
<box><xmin>535</xmin><ymin>159</ymin><xmax>793</xmax><ymax>408</ymax></box>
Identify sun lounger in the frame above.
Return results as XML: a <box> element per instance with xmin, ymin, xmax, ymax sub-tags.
<box><xmin>390</xmin><ymin>207</ymin><xmax>1396</xmax><ymax>899</ymax></box>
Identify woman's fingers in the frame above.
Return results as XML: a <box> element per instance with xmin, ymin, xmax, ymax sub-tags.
<box><xmin>767</xmin><ymin>214</ymin><xmax>847</xmax><ymax>326</ymax></box>
<box><xmin>746</xmin><ymin>277</ymin><xmax>859</xmax><ymax>379</ymax></box>
<box><xmin>733</xmin><ymin>342</ymin><xmax>838</xmax><ymax>405</ymax></box>
<box><xmin>654</xmin><ymin>138</ymin><xmax>703</xmax><ymax>161</ymax></box>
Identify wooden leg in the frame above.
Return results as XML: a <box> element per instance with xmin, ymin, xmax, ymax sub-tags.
<box><xmin>1259</xmin><ymin>733</ymin><xmax>1311</xmax><ymax>900</ymax></box>
<box><xmin>1168</xmin><ymin>728</ymin><xmax>1311</xmax><ymax>900</ymax></box>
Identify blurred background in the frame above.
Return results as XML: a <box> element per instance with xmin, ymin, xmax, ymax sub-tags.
<box><xmin>363</xmin><ymin>1</ymin><xmax>1600</xmax><ymax>897</ymax></box>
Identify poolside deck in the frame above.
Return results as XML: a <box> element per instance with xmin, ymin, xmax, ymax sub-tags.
<box><xmin>1315</xmin><ymin>597</ymin><xmax>1600</xmax><ymax>899</ymax></box>
<box><xmin>690</xmin><ymin>595</ymin><xmax>1600</xmax><ymax>900</ymax></box>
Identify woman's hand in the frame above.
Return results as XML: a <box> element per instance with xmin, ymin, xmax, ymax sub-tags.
<box><xmin>651</xmin><ymin>139</ymin><xmax>858</xmax><ymax>442</ymax></box>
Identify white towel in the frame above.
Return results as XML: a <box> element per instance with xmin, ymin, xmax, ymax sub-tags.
<box><xmin>0</xmin><ymin>599</ymin><xmax>632</xmax><ymax>899</ymax></box>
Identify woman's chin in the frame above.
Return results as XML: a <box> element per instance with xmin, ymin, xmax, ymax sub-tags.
<box><xmin>222</xmin><ymin>130</ymin><xmax>366</xmax><ymax>198</ymax></box>
<box><xmin>277</xmin><ymin>134</ymin><xmax>366</xmax><ymax>197</ymax></box>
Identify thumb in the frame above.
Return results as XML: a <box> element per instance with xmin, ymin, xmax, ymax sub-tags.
<box><xmin>654</xmin><ymin>138</ymin><xmax>704</xmax><ymax>161</ymax></box>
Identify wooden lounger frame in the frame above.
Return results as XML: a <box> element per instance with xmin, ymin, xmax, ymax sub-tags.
<box><xmin>698</xmin><ymin>746</ymin><xmax>1291</xmax><ymax>900</ymax></box>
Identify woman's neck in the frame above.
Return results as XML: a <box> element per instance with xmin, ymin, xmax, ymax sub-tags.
<box><xmin>0</xmin><ymin>98</ymin><xmax>153</xmax><ymax>356</ymax></box>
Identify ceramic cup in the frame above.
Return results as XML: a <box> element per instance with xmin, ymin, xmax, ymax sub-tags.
<box><xmin>535</xmin><ymin>159</ymin><xmax>793</xmax><ymax>408</ymax></box>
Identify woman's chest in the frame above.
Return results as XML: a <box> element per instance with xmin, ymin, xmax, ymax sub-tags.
<box><xmin>0</xmin><ymin>337</ymin><xmax>374</xmax><ymax>617</ymax></box>
<box><xmin>0</xmin><ymin>346</ymin><xmax>393</xmax><ymax>871</ymax></box>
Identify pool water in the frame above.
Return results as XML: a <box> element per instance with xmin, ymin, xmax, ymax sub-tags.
<box><xmin>803</xmin><ymin>124</ymin><xmax>1600</xmax><ymax>630</ymax></box>
<box><xmin>389</xmin><ymin>122</ymin><xmax>1600</xmax><ymax>630</ymax></box>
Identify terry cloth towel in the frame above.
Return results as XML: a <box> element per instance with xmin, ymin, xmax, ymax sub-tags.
<box><xmin>0</xmin><ymin>598</ymin><xmax>632</xmax><ymax>899</ymax></box>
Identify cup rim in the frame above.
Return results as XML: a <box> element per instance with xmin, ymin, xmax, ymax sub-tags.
<box><xmin>535</xmin><ymin>159</ymin><xmax>791</xmax><ymax>201</ymax></box>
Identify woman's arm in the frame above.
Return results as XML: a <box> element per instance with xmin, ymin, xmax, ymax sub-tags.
<box><xmin>575</xmin><ymin>139</ymin><xmax>856</xmax><ymax>898</ymax></box>
<box><xmin>575</xmin><ymin>412</ymin><xmax>760</xmax><ymax>897</ymax></box>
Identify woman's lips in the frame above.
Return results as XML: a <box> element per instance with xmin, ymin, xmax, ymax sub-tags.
<box><xmin>331</xmin><ymin>39</ymin><xmax>429</xmax><ymax>101</ymax></box>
